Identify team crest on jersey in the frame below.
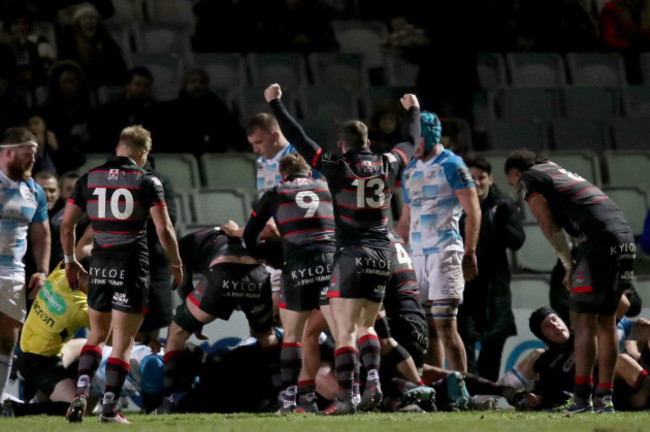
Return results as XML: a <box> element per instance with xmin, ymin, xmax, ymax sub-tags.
<box><xmin>384</xmin><ymin>153</ymin><xmax>397</xmax><ymax>163</ymax></box>
<box><xmin>361</xmin><ymin>160</ymin><xmax>373</xmax><ymax>172</ymax></box>
<box><xmin>108</xmin><ymin>169</ymin><xmax>120</xmax><ymax>180</ymax></box>
<box><xmin>151</xmin><ymin>176</ymin><xmax>162</xmax><ymax>187</ymax></box>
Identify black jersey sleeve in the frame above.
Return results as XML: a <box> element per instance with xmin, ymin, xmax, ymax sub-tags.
<box><xmin>68</xmin><ymin>173</ymin><xmax>89</xmax><ymax>209</ymax></box>
<box><xmin>243</xmin><ymin>190</ymin><xmax>275</xmax><ymax>259</ymax></box>
<box><xmin>269</xmin><ymin>98</ymin><xmax>326</xmax><ymax>169</ymax></box>
<box><xmin>140</xmin><ymin>174</ymin><xmax>167</xmax><ymax>209</ymax></box>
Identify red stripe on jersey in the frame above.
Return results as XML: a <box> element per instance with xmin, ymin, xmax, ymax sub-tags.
<box><xmin>344</xmin><ymin>174</ymin><xmax>389</xmax><ymax>180</ymax></box>
<box><xmin>280</xmin><ymin>200</ymin><xmax>333</xmax><ymax>207</ymax></box>
<box><xmin>279</xmin><ymin>215</ymin><xmax>335</xmax><ymax>224</ymax></box>
<box><xmin>278</xmin><ymin>189</ymin><xmax>330</xmax><ymax>194</ymax></box>
<box><xmin>278</xmin><ymin>302</ymin><xmax>287</xmax><ymax>309</ymax></box>
<box><xmin>251</xmin><ymin>210</ymin><xmax>257</xmax><ymax>217</ymax></box>
<box><xmin>67</xmin><ymin>198</ymin><xmax>76</xmax><ymax>204</ymax></box>
<box><xmin>188</xmin><ymin>293</ymin><xmax>200</xmax><ymax>306</ymax></box>
<box><xmin>393</xmin><ymin>149</ymin><xmax>407</xmax><ymax>165</ymax></box>
<box><xmin>337</xmin><ymin>202</ymin><xmax>390</xmax><ymax>210</ymax></box>
<box><xmin>312</xmin><ymin>148</ymin><xmax>323</xmax><ymax>167</ymax></box>
<box><xmin>572</xmin><ymin>285</ymin><xmax>593</xmax><ymax>293</ymax></box>
<box><xmin>572</xmin><ymin>186</ymin><xmax>598</xmax><ymax>199</ymax></box>
<box><xmin>393</xmin><ymin>268</ymin><xmax>413</xmax><ymax>274</ymax></box>
<box><xmin>588</xmin><ymin>196</ymin><xmax>610</xmax><ymax>204</ymax></box>
<box><xmin>284</xmin><ymin>228</ymin><xmax>335</xmax><ymax>237</ymax></box>
<box><xmin>559</xmin><ymin>180</ymin><xmax>582</xmax><ymax>191</ymax></box>
<box><xmin>327</xmin><ymin>291</ymin><xmax>341</xmax><ymax>299</ymax></box>
<box><xmin>88</xmin><ymin>185</ymin><xmax>139</xmax><ymax>189</ymax></box>
<box><xmin>402</xmin><ymin>290</ymin><xmax>419</xmax><ymax>296</ymax></box>
<box><xmin>93</xmin><ymin>229</ymin><xmax>144</xmax><ymax>234</ymax></box>
<box><xmin>153</xmin><ymin>202</ymin><xmax>167</xmax><ymax>206</ymax></box>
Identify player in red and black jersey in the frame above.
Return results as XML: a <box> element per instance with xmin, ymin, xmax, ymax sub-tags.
<box><xmin>264</xmin><ymin>84</ymin><xmax>420</xmax><ymax>414</ymax></box>
<box><xmin>505</xmin><ymin>149</ymin><xmax>635</xmax><ymax>413</ymax></box>
<box><xmin>61</xmin><ymin>125</ymin><xmax>182</xmax><ymax>424</ymax></box>
<box><xmin>243</xmin><ymin>153</ymin><xmax>335</xmax><ymax>413</ymax></box>
<box><xmin>158</xmin><ymin>222</ymin><xmax>280</xmax><ymax>414</ymax></box>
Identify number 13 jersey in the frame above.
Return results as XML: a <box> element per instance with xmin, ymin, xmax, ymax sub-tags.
<box><xmin>69</xmin><ymin>156</ymin><xmax>167</xmax><ymax>250</ymax></box>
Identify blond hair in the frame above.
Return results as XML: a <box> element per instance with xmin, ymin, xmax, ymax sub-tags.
<box><xmin>119</xmin><ymin>125</ymin><xmax>152</xmax><ymax>152</ymax></box>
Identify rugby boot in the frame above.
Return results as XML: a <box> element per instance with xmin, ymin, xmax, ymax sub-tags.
<box><xmin>295</xmin><ymin>393</ymin><xmax>318</xmax><ymax>413</ymax></box>
<box><xmin>65</xmin><ymin>394</ymin><xmax>87</xmax><ymax>423</ymax></box>
<box><xmin>357</xmin><ymin>382</ymin><xmax>383</xmax><ymax>412</ymax></box>
<box><xmin>593</xmin><ymin>396</ymin><xmax>615</xmax><ymax>414</ymax></box>
<box><xmin>319</xmin><ymin>399</ymin><xmax>356</xmax><ymax>416</ymax></box>
<box><xmin>99</xmin><ymin>412</ymin><xmax>131</xmax><ymax>423</ymax></box>
<box><xmin>551</xmin><ymin>397</ymin><xmax>594</xmax><ymax>413</ymax></box>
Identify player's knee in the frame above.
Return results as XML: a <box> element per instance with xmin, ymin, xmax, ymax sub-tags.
<box><xmin>172</xmin><ymin>303</ymin><xmax>204</xmax><ymax>334</ymax></box>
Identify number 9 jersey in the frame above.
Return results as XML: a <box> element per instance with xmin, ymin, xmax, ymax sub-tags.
<box><xmin>69</xmin><ymin>156</ymin><xmax>167</xmax><ymax>251</ymax></box>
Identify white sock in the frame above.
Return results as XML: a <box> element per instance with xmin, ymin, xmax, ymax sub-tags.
<box><xmin>0</xmin><ymin>353</ymin><xmax>13</xmax><ymax>398</ymax></box>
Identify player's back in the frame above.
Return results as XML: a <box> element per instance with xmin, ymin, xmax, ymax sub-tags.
<box><xmin>273</xmin><ymin>176</ymin><xmax>335</xmax><ymax>256</ymax></box>
<box><xmin>524</xmin><ymin>162</ymin><xmax>631</xmax><ymax>239</ymax></box>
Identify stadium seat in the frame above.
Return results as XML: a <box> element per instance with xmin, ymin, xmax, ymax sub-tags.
<box><xmin>200</xmin><ymin>153</ymin><xmax>258</xmax><ymax>200</ymax></box>
<box><xmin>609</xmin><ymin>118</ymin><xmax>650</xmax><ymax>150</ymax></box>
<box><xmin>510</xmin><ymin>274</ymin><xmax>551</xmax><ymax>309</ymax></box>
<box><xmin>171</xmin><ymin>190</ymin><xmax>192</xmax><ymax>225</ymax></box>
<box><xmin>76</xmin><ymin>153</ymin><xmax>112</xmax><ymax>175</ymax></box>
<box><xmin>130</xmin><ymin>21</ymin><xmax>192</xmax><ymax>55</ymax></box>
<box><xmin>190</xmin><ymin>53</ymin><xmax>249</xmax><ymax>92</ymax></box>
<box><xmin>297</xmin><ymin>85</ymin><xmax>360</xmax><ymax>122</ymax></box>
<box><xmin>150</xmin><ymin>153</ymin><xmax>201</xmax><ymax>192</ymax></box>
<box><xmin>489</xmin><ymin>87</ymin><xmax>561</xmax><ymax>123</ymax></box>
<box><xmin>514</xmin><ymin>222</ymin><xmax>565</xmax><ymax>273</ymax></box>
<box><xmin>246</xmin><ymin>52</ymin><xmax>309</xmax><ymax>91</ymax></box>
<box><xmin>622</xmin><ymin>84</ymin><xmax>650</xmax><ymax>118</ymax></box>
<box><xmin>603</xmin><ymin>150</ymin><xmax>650</xmax><ymax>189</ymax></box>
<box><xmin>383</xmin><ymin>53</ymin><xmax>419</xmax><ymax>87</ymax></box>
<box><xmin>561</xmin><ymin>85</ymin><xmax>622</xmax><ymax>120</ymax></box>
<box><xmin>308</xmin><ymin>52</ymin><xmax>370</xmax><ymax>93</ymax></box>
<box><xmin>487</xmin><ymin>119</ymin><xmax>549</xmax><ymax>153</ymax></box>
<box><xmin>506</xmin><ymin>51</ymin><xmax>567</xmax><ymax>88</ymax></box>
<box><xmin>541</xmin><ymin>150</ymin><xmax>603</xmax><ymax>186</ymax></box>
<box><xmin>148</xmin><ymin>0</ymin><xmax>194</xmax><ymax>24</ymax></box>
<box><xmin>330</xmin><ymin>19</ymin><xmax>388</xmax><ymax>71</ymax></box>
<box><xmin>550</xmin><ymin>118</ymin><xmax>612</xmax><ymax>152</ymax></box>
<box><xmin>566</xmin><ymin>51</ymin><xmax>627</xmax><ymax>87</ymax></box>
<box><xmin>441</xmin><ymin>117</ymin><xmax>474</xmax><ymax>154</ymax></box>
<box><xmin>601</xmin><ymin>186</ymin><xmax>649</xmax><ymax>237</ymax></box>
<box><xmin>129</xmin><ymin>53</ymin><xmax>184</xmax><ymax>101</ymax></box>
<box><xmin>190</xmin><ymin>188</ymin><xmax>252</xmax><ymax>226</ymax></box>
<box><xmin>476</xmin><ymin>52</ymin><xmax>507</xmax><ymax>91</ymax></box>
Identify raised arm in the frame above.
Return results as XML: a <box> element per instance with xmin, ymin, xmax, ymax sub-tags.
<box><xmin>392</xmin><ymin>94</ymin><xmax>421</xmax><ymax>163</ymax></box>
<box><xmin>265</xmin><ymin>83</ymin><xmax>322</xmax><ymax>164</ymax></box>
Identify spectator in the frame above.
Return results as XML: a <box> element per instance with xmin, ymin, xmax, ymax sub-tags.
<box><xmin>59</xmin><ymin>170</ymin><xmax>81</xmax><ymax>200</ymax></box>
<box><xmin>90</xmin><ymin>67</ymin><xmax>159</xmax><ymax>153</ymax></box>
<box><xmin>600</xmin><ymin>0</ymin><xmax>650</xmax><ymax>83</ymax></box>
<box><xmin>41</xmin><ymin>60</ymin><xmax>94</xmax><ymax>163</ymax></box>
<box><xmin>0</xmin><ymin>69</ymin><xmax>29</xmax><ymax>133</ymax></box>
<box><xmin>24</xmin><ymin>109</ymin><xmax>85</xmax><ymax>175</ymax></box>
<box><xmin>55</xmin><ymin>2</ymin><xmax>127</xmax><ymax>89</ymax></box>
<box><xmin>0</xmin><ymin>13</ymin><xmax>48</xmax><ymax>105</ymax></box>
<box><xmin>156</xmin><ymin>68</ymin><xmax>248</xmax><ymax>156</ymax></box>
<box><xmin>458</xmin><ymin>156</ymin><xmax>525</xmax><ymax>381</ymax></box>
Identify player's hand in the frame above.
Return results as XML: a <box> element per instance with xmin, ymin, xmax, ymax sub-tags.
<box><xmin>400</xmin><ymin>93</ymin><xmax>419</xmax><ymax>110</ymax></box>
<box><xmin>27</xmin><ymin>272</ymin><xmax>47</xmax><ymax>300</ymax></box>
<box><xmin>65</xmin><ymin>261</ymin><xmax>88</xmax><ymax>291</ymax></box>
<box><xmin>462</xmin><ymin>252</ymin><xmax>478</xmax><ymax>281</ymax></box>
<box><xmin>264</xmin><ymin>83</ymin><xmax>282</xmax><ymax>102</ymax></box>
<box><xmin>193</xmin><ymin>330</ymin><xmax>209</xmax><ymax>340</ymax></box>
<box><xmin>169</xmin><ymin>264</ymin><xmax>183</xmax><ymax>286</ymax></box>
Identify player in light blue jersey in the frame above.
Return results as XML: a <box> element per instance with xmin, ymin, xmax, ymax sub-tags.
<box><xmin>0</xmin><ymin>127</ymin><xmax>51</xmax><ymax>403</ymax></box>
<box><xmin>396</xmin><ymin>112</ymin><xmax>480</xmax><ymax>374</ymax></box>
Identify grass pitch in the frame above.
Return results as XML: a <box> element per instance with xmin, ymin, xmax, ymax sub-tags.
<box><xmin>2</xmin><ymin>411</ymin><xmax>649</xmax><ymax>432</ymax></box>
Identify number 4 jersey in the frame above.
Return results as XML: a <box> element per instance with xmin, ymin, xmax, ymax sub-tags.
<box><xmin>69</xmin><ymin>156</ymin><xmax>167</xmax><ymax>250</ymax></box>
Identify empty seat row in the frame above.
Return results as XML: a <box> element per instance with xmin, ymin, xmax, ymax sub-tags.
<box><xmin>478</xmin><ymin>50</ymin><xmax>650</xmax><ymax>90</ymax></box>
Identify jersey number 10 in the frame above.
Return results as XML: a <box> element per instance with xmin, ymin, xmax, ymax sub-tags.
<box><xmin>93</xmin><ymin>188</ymin><xmax>135</xmax><ymax>220</ymax></box>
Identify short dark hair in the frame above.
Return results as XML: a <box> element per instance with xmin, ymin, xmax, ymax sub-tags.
<box><xmin>339</xmin><ymin>120</ymin><xmax>368</xmax><ymax>150</ymax></box>
<box><xmin>34</xmin><ymin>171</ymin><xmax>58</xmax><ymax>182</ymax></box>
<box><xmin>59</xmin><ymin>170</ymin><xmax>80</xmax><ymax>187</ymax></box>
<box><xmin>504</xmin><ymin>149</ymin><xmax>539</xmax><ymax>174</ymax></box>
<box><xmin>128</xmin><ymin>67</ymin><xmax>153</xmax><ymax>82</ymax></box>
<box><xmin>247</xmin><ymin>113</ymin><xmax>279</xmax><ymax>135</ymax></box>
<box><xmin>1</xmin><ymin>127</ymin><xmax>36</xmax><ymax>146</ymax></box>
<box><xmin>279</xmin><ymin>153</ymin><xmax>311</xmax><ymax>178</ymax></box>
<box><xmin>465</xmin><ymin>155</ymin><xmax>492</xmax><ymax>175</ymax></box>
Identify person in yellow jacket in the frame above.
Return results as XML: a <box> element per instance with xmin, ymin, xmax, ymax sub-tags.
<box><xmin>17</xmin><ymin>259</ymin><xmax>89</xmax><ymax>403</ymax></box>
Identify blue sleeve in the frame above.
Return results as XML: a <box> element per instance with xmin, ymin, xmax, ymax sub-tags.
<box><xmin>443</xmin><ymin>156</ymin><xmax>474</xmax><ymax>191</ymax></box>
<box><xmin>401</xmin><ymin>172</ymin><xmax>411</xmax><ymax>204</ymax></box>
<box><xmin>32</xmin><ymin>183</ymin><xmax>49</xmax><ymax>223</ymax></box>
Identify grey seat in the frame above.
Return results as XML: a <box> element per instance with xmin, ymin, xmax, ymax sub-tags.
<box><xmin>506</xmin><ymin>51</ymin><xmax>567</xmax><ymax>88</ymax></box>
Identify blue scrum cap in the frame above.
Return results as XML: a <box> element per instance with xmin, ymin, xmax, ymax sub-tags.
<box><xmin>420</xmin><ymin>112</ymin><xmax>441</xmax><ymax>153</ymax></box>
